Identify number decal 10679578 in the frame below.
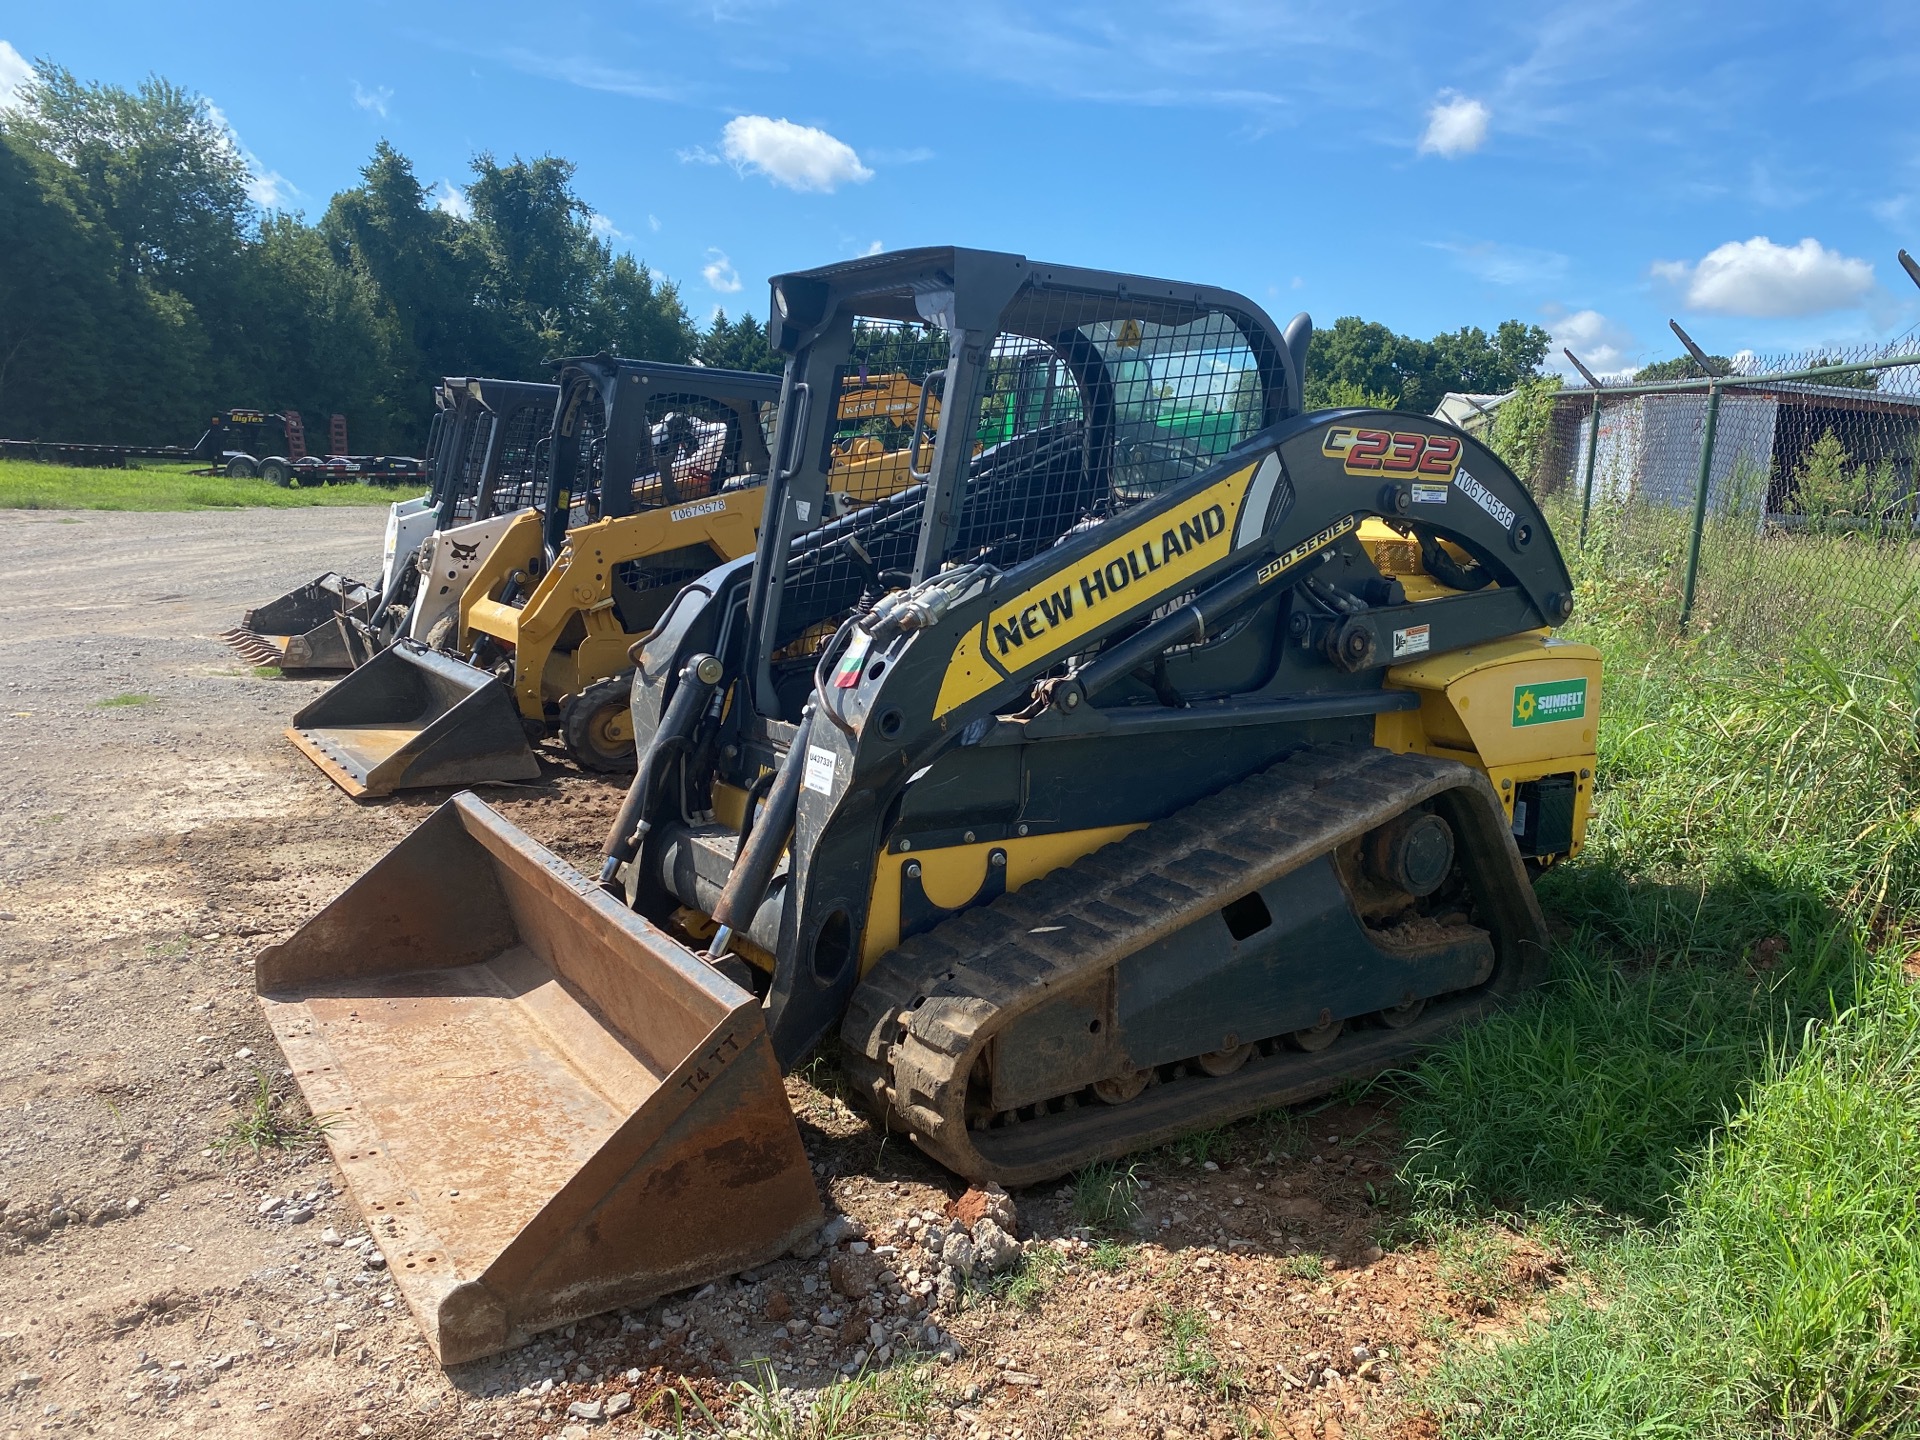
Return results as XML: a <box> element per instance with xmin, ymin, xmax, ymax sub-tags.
<box><xmin>1321</xmin><ymin>426</ymin><xmax>1464</xmax><ymax>481</ymax></box>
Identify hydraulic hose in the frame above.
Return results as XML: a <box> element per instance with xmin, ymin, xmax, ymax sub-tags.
<box><xmin>710</xmin><ymin>705</ymin><xmax>815</xmax><ymax>957</ymax></box>
<box><xmin>597</xmin><ymin>652</ymin><xmax>724</xmax><ymax>889</ymax></box>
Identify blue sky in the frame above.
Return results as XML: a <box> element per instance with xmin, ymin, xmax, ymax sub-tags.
<box><xmin>6</xmin><ymin>1</ymin><xmax>1920</xmax><ymax>376</ymax></box>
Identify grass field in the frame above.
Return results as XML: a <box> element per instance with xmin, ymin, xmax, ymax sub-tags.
<box><xmin>1394</xmin><ymin>533</ymin><xmax>1920</xmax><ymax>1437</ymax></box>
<box><xmin>0</xmin><ymin>457</ymin><xmax>410</xmax><ymax>511</ymax></box>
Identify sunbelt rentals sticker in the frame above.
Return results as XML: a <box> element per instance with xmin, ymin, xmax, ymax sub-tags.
<box><xmin>1512</xmin><ymin>678</ymin><xmax>1587</xmax><ymax>727</ymax></box>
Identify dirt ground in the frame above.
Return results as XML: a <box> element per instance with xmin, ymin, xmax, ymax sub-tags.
<box><xmin>0</xmin><ymin>508</ymin><xmax>1561</xmax><ymax>1440</ymax></box>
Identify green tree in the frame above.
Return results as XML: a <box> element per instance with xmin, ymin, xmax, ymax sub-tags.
<box><xmin>0</xmin><ymin>114</ymin><xmax>209</xmax><ymax>440</ymax></box>
<box><xmin>1487</xmin><ymin>374</ymin><xmax>1562</xmax><ymax>483</ymax></box>
<box><xmin>585</xmin><ymin>253</ymin><xmax>698</xmax><ymax>365</ymax></box>
<box><xmin>697</xmin><ymin>310</ymin><xmax>782</xmax><ymax>374</ymax></box>
<box><xmin>321</xmin><ymin>141</ymin><xmax>482</xmax><ymax>425</ymax></box>
<box><xmin>4</xmin><ymin>61</ymin><xmax>250</xmax><ymax>291</ymax></box>
<box><xmin>1634</xmin><ymin>353</ymin><xmax>1732</xmax><ymax>382</ymax></box>
<box><xmin>0</xmin><ymin>55</ymin><xmax>701</xmax><ymax>452</ymax></box>
<box><xmin>1304</xmin><ymin>315</ymin><xmax>1549</xmax><ymax>413</ymax></box>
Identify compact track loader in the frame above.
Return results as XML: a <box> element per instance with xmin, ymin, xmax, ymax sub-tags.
<box><xmin>260</xmin><ymin>247</ymin><xmax>1599</xmax><ymax>1364</ymax></box>
<box><xmin>224</xmin><ymin>378</ymin><xmax>557</xmax><ymax>671</ymax></box>
<box><xmin>289</xmin><ymin>356</ymin><xmax>942</xmax><ymax>795</ymax></box>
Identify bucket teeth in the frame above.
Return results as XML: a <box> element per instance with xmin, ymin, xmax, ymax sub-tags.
<box><xmin>220</xmin><ymin>628</ymin><xmax>289</xmax><ymax>667</ymax></box>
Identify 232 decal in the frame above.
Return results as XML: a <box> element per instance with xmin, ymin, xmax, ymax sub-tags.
<box><xmin>1321</xmin><ymin>426</ymin><xmax>1463</xmax><ymax>481</ymax></box>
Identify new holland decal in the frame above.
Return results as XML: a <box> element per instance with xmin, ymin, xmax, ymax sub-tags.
<box><xmin>1321</xmin><ymin>426</ymin><xmax>1463</xmax><ymax>481</ymax></box>
<box><xmin>933</xmin><ymin>462</ymin><xmax>1263</xmax><ymax>718</ymax></box>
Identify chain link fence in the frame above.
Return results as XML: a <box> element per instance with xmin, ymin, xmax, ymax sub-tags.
<box><xmin>1493</xmin><ymin>346</ymin><xmax>1920</xmax><ymax>655</ymax></box>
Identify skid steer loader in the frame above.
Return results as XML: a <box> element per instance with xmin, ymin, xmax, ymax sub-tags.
<box><xmin>223</xmin><ymin>378</ymin><xmax>557</xmax><ymax>671</ymax></box>
<box><xmin>258</xmin><ymin>246</ymin><xmax>1599</xmax><ymax>1364</ymax></box>
<box><xmin>288</xmin><ymin>355</ymin><xmax>945</xmax><ymax>795</ymax></box>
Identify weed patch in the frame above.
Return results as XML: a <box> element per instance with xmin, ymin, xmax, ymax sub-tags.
<box><xmin>1405</xmin><ymin>574</ymin><xmax>1920</xmax><ymax>1435</ymax></box>
<box><xmin>216</xmin><ymin>1071</ymin><xmax>339</xmax><ymax>1156</ymax></box>
<box><xmin>1159</xmin><ymin>1304</ymin><xmax>1243</xmax><ymax>1399</ymax></box>
<box><xmin>996</xmin><ymin>1247</ymin><xmax>1064</xmax><ymax>1311</ymax></box>
<box><xmin>1071</xmin><ymin>1161</ymin><xmax>1143</xmax><ymax>1229</ymax></box>
<box><xmin>94</xmin><ymin>692</ymin><xmax>154</xmax><ymax>708</ymax></box>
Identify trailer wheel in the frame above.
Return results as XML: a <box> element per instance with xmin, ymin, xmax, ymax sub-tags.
<box><xmin>258</xmin><ymin>456</ymin><xmax>293</xmax><ymax>487</ymax></box>
<box><xmin>224</xmin><ymin>454</ymin><xmax>258</xmax><ymax>479</ymax></box>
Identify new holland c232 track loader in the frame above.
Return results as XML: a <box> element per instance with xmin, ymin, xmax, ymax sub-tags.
<box><xmin>257</xmin><ymin>247</ymin><xmax>1600</xmax><ymax>1365</ymax></box>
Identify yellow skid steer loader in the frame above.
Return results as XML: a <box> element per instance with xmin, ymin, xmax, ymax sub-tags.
<box><xmin>261</xmin><ymin>248</ymin><xmax>1598</xmax><ymax>1365</ymax></box>
<box><xmin>289</xmin><ymin>354</ymin><xmax>943</xmax><ymax>794</ymax></box>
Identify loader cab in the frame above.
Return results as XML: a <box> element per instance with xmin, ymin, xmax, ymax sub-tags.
<box><xmin>738</xmin><ymin>247</ymin><xmax>1304</xmax><ymax>729</ymax></box>
<box><xmin>430</xmin><ymin>377</ymin><xmax>561</xmax><ymax>529</ymax></box>
<box><xmin>539</xmin><ymin>357</ymin><xmax>782</xmax><ymax>558</ymax></box>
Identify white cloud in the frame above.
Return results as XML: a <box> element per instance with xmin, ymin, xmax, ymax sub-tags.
<box><xmin>206</xmin><ymin>101</ymin><xmax>298</xmax><ymax>209</ymax></box>
<box><xmin>1652</xmin><ymin>236</ymin><xmax>1874</xmax><ymax>317</ymax></box>
<box><xmin>433</xmin><ymin>179</ymin><xmax>472</xmax><ymax>219</ymax></box>
<box><xmin>648</xmin><ymin>213</ymin><xmax>662</xmax><ymax>233</ymax></box>
<box><xmin>1430</xmin><ymin>240</ymin><xmax>1567</xmax><ymax>287</ymax></box>
<box><xmin>0</xmin><ymin>39</ymin><xmax>31</xmax><ymax>109</ymax></box>
<box><xmin>863</xmin><ymin>240</ymin><xmax>884</xmax><ymax>256</ymax></box>
<box><xmin>678</xmin><ymin>144</ymin><xmax>722</xmax><ymax>166</ymax></box>
<box><xmin>247</xmin><ymin>169</ymin><xmax>297</xmax><ymax>208</ymax></box>
<box><xmin>703</xmin><ymin>249</ymin><xmax>742</xmax><ymax>293</ymax></box>
<box><xmin>352</xmin><ymin>81</ymin><xmax>393</xmax><ymax>118</ymax></box>
<box><xmin>1547</xmin><ymin>309</ymin><xmax>1637</xmax><ymax>377</ymax></box>
<box><xmin>719</xmin><ymin>115</ymin><xmax>872</xmax><ymax>192</ymax></box>
<box><xmin>1418</xmin><ymin>93</ymin><xmax>1489</xmax><ymax>158</ymax></box>
<box><xmin>588</xmin><ymin>212</ymin><xmax>627</xmax><ymax>241</ymax></box>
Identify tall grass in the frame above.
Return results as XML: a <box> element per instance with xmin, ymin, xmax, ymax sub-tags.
<box><xmin>1396</xmin><ymin>572</ymin><xmax>1920</xmax><ymax>1435</ymax></box>
<box><xmin>1430</xmin><ymin>959</ymin><xmax>1920</xmax><ymax>1438</ymax></box>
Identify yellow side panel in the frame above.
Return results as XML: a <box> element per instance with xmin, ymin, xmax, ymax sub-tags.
<box><xmin>455</xmin><ymin>510</ymin><xmax>545</xmax><ymax>649</ymax></box>
<box><xmin>466</xmin><ymin>490</ymin><xmax>765</xmax><ymax>720</ymax></box>
<box><xmin>861</xmin><ymin>826</ymin><xmax>1143</xmax><ymax>970</ymax></box>
<box><xmin>1375</xmin><ymin>633</ymin><xmax>1602</xmax><ymax>857</ymax></box>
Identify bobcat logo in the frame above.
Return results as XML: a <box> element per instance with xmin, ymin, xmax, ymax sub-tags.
<box><xmin>449</xmin><ymin>540</ymin><xmax>480</xmax><ymax>564</ymax></box>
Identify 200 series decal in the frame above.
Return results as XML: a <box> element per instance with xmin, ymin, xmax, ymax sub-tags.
<box><xmin>1322</xmin><ymin>426</ymin><xmax>1463</xmax><ymax>480</ymax></box>
<box><xmin>1257</xmin><ymin>514</ymin><xmax>1357</xmax><ymax>585</ymax></box>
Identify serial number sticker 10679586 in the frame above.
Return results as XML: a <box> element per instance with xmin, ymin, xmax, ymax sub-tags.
<box><xmin>1455</xmin><ymin>470</ymin><xmax>1517</xmax><ymax>530</ymax></box>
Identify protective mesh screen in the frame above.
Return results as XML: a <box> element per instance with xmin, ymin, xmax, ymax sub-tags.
<box><xmin>632</xmin><ymin>392</ymin><xmax>767</xmax><ymax>504</ymax></box>
<box><xmin>944</xmin><ymin>303</ymin><xmax>1266</xmax><ymax>571</ymax></box>
<box><xmin>771</xmin><ymin>297</ymin><xmax>1270</xmax><ymax>652</ymax></box>
<box><xmin>477</xmin><ymin>397</ymin><xmax>555</xmax><ymax>518</ymax></box>
<box><xmin>447</xmin><ymin>412</ymin><xmax>494</xmax><ymax>522</ymax></box>
<box><xmin>557</xmin><ymin>385</ymin><xmax>607</xmax><ymax>528</ymax></box>
<box><xmin>823</xmin><ymin>321</ymin><xmax>953</xmax><ymax>507</ymax></box>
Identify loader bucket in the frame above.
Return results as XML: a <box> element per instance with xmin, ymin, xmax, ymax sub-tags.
<box><xmin>257</xmin><ymin>795</ymin><xmax>822</xmax><ymax>1365</ymax></box>
<box><xmin>287</xmin><ymin>641</ymin><xmax>541</xmax><ymax>798</ymax></box>
<box><xmin>223</xmin><ymin>572</ymin><xmax>375</xmax><ymax>671</ymax></box>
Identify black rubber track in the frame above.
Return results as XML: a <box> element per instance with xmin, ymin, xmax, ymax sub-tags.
<box><xmin>840</xmin><ymin>744</ymin><xmax>1548</xmax><ymax>1186</ymax></box>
